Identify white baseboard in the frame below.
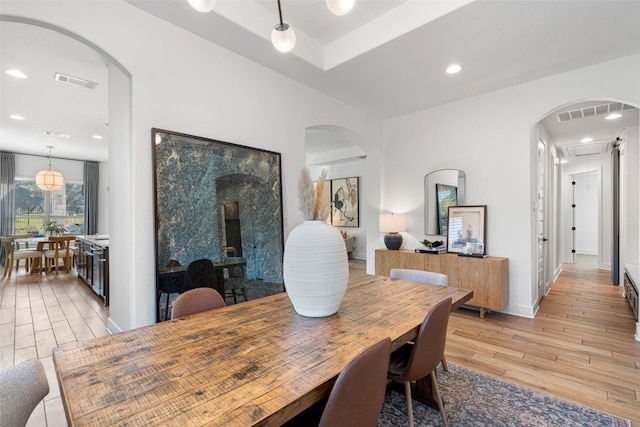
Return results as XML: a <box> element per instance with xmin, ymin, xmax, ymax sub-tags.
<box><xmin>106</xmin><ymin>317</ymin><xmax>121</xmax><ymax>335</ymax></box>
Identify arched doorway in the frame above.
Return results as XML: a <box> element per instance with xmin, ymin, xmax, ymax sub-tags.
<box><xmin>532</xmin><ymin>99</ymin><xmax>639</xmax><ymax>305</ymax></box>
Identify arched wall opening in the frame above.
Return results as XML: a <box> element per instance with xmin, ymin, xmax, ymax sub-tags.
<box><xmin>1</xmin><ymin>15</ymin><xmax>134</xmax><ymax>333</ymax></box>
<box><xmin>304</xmin><ymin>125</ymin><xmax>368</xmax><ymax>260</ymax></box>
<box><xmin>531</xmin><ymin>98</ymin><xmax>639</xmax><ymax>308</ymax></box>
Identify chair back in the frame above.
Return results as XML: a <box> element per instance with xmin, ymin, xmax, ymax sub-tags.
<box><xmin>171</xmin><ymin>287</ymin><xmax>226</xmax><ymax>318</ymax></box>
<box><xmin>0</xmin><ymin>359</ymin><xmax>50</xmax><ymax>426</ymax></box>
<box><xmin>318</xmin><ymin>337</ymin><xmax>391</xmax><ymax>427</ymax></box>
<box><xmin>401</xmin><ymin>297</ymin><xmax>452</xmax><ymax>380</ymax></box>
<box><xmin>1</xmin><ymin>237</ymin><xmax>15</xmax><ymax>257</ymax></box>
<box><xmin>10</xmin><ymin>234</ymin><xmax>32</xmax><ymax>250</ymax></box>
<box><xmin>181</xmin><ymin>258</ymin><xmax>221</xmax><ymax>294</ymax></box>
<box><xmin>390</xmin><ymin>268</ymin><xmax>448</xmax><ymax>286</ymax></box>
<box><xmin>48</xmin><ymin>236</ymin><xmax>74</xmax><ymax>257</ymax></box>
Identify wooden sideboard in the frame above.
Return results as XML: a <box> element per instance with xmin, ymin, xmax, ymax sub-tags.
<box><xmin>375</xmin><ymin>249</ymin><xmax>509</xmax><ymax>318</ymax></box>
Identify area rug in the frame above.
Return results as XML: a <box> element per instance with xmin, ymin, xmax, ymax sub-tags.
<box><xmin>377</xmin><ymin>364</ymin><xmax>630</xmax><ymax>427</ymax></box>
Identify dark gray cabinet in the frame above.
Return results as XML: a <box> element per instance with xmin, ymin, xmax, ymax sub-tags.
<box><xmin>76</xmin><ymin>237</ymin><xmax>109</xmax><ymax>306</ymax></box>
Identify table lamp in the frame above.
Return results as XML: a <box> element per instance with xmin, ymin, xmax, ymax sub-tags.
<box><xmin>379</xmin><ymin>213</ymin><xmax>407</xmax><ymax>250</ymax></box>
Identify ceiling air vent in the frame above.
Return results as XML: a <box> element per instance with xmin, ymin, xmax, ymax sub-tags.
<box><xmin>54</xmin><ymin>72</ymin><xmax>98</xmax><ymax>89</ymax></box>
<box><xmin>556</xmin><ymin>102</ymin><xmax>633</xmax><ymax>122</ymax></box>
<box><xmin>44</xmin><ymin>131</ymin><xmax>71</xmax><ymax>138</ymax></box>
<box><xmin>561</xmin><ymin>141</ymin><xmax>611</xmax><ymax>159</ymax></box>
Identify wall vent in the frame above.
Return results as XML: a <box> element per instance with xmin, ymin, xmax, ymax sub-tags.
<box><xmin>54</xmin><ymin>72</ymin><xmax>98</xmax><ymax>89</ymax></box>
<box><xmin>556</xmin><ymin>102</ymin><xmax>634</xmax><ymax>122</ymax></box>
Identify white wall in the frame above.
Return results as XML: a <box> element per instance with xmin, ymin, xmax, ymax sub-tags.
<box><xmin>382</xmin><ymin>53</ymin><xmax>640</xmax><ymax>318</ymax></box>
<box><xmin>2</xmin><ymin>1</ymin><xmax>382</xmax><ymax>331</ymax></box>
<box><xmin>622</xmin><ymin>126</ymin><xmax>640</xmax><ymax>267</ymax></box>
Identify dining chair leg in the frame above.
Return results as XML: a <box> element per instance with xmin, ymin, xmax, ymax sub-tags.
<box><xmin>404</xmin><ymin>380</ymin><xmax>414</xmax><ymax>427</ymax></box>
<box><xmin>431</xmin><ymin>371</ymin><xmax>448</xmax><ymax>427</ymax></box>
<box><xmin>441</xmin><ymin>355</ymin><xmax>449</xmax><ymax>372</ymax></box>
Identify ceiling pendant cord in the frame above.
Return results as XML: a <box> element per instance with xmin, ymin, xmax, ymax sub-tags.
<box><xmin>271</xmin><ymin>0</ymin><xmax>296</xmax><ymax>53</ymax></box>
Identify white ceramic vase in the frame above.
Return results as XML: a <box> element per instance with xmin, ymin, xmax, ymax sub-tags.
<box><xmin>283</xmin><ymin>220</ymin><xmax>349</xmax><ymax>317</ymax></box>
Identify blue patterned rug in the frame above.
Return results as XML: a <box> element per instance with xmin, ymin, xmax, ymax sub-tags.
<box><xmin>377</xmin><ymin>364</ymin><xmax>630</xmax><ymax>427</ymax></box>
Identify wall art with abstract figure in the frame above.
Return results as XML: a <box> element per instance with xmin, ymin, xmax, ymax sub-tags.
<box><xmin>331</xmin><ymin>177</ymin><xmax>359</xmax><ymax>227</ymax></box>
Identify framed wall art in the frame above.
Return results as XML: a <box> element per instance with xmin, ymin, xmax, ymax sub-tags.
<box><xmin>446</xmin><ymin>205</ymin><xmax>486</xmax><ymax>254</ymax></box>
<box><xmin>331</xmin><ymin>177</ymin><xmax>359</xmax><ymax>227</ymax></box>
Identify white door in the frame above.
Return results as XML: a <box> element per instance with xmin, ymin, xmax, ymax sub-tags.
<box><xmin>536</xmin><ymin>139</ymin><xmax>547</xmax><ymax>302</ymax></box>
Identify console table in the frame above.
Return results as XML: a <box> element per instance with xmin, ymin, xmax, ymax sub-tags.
<box><xmin>375</xmin><ymin>249</ymin><xmax>509</xmax><ymax>318</ymax></box>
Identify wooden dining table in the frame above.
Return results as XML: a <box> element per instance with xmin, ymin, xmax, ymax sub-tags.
<box><xmin>53</xmin><ymin>274</ymin><xmax>473</xmax><ymax>426</ymax></box>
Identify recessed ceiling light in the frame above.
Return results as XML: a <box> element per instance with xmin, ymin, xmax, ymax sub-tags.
<box><xmin>605</xmin><ymin>113</ymin><xmax>622</xmax><ymax>120</ymax></box>
<box><xmin>580</xmin><ymin>137</ymin><xmax>593</xmax><ymax>143</ymax></box>
<box><xmin>5</xmin><ymin>69</ymin><xmax>28</xmax><ymax>79</ymax></box>
<box><xmin>91</xmin><ymin>135</ymin><xmax>103</xmax><ymax>140</ymax></box>
<box><xmin>446</xmin><ymin>64</ymin><xmax>462</xmax><ymax>74</ymax></box>
<box><xmin>44</xmin><ymin>131</ymin><xmax>71</xmax><ymax>138</ymax></box>
<box><xmin>9</xmin><ymin>114</ymin><xmax>25</xmax><ymax>120</ymax></box>
<box><xmin>560</xmin><ymin>159</ymin><xmax>568</xmax><ymax>164</ymax></box>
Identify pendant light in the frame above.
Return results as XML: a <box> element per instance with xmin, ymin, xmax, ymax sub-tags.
<box><xmin>187</xmin><ymin>0</ymin><xmax>216</xmax><ymax>13</ymax></box>
<box><xmin>326</xmin><ymin>0</ymin><xmax>355</xmax><ymax>16</ymax></box>
<box><xmin>36</xmin><ymin>146</ymin><xmax>64</xmax><ymax>191</ymax></box>
<box><xmin>272</xmin><ymin>0</ymin><xmax>296</xmax><ymax>53</ymax></box>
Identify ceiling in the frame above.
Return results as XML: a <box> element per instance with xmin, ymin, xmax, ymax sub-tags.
<box><xmin>1</xmin><ymin>0</ymin><xmax>640</xmax><ymax>163</ymax></box>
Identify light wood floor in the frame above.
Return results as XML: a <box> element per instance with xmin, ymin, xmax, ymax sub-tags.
<box><xmin>1</xmin><ymin>256</ymin><xmax>639</xmax><ymax>426</ymax></box>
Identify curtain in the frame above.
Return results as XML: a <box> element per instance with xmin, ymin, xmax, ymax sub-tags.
<box><xmin>84</xmin><ymin>161</ymin><xmax>99</xmax><ymax>235</ymax></box>
<box><xmin>0</xmin><ymin>152</ymin><xmax>16</xmax><ymax>265</ymax></box>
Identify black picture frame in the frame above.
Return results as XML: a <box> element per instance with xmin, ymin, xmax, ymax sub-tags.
<box><xmin>436</xmin><ymin>183</ymin><xmax>457</xmax><ymax>236</ymax></box>
<box><xmin>151</xmin><ymin>129</ymin><xmax>284</xmax><ymax>321</ymax></box>
<box><xmin>446</xmin><ymin>205</ymin><xmax>487</xmax><ymax>254</ymax></box>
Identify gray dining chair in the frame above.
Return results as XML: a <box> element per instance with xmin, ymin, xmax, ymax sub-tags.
<box><xmin>390</xmin><ymin>268</ymin><xmax>448</xmax><ymax>286</ymax></box>
<box><xmin>0</xmin><ymin>359</ymin><xmax>50</xmax><ymax>426</ymax></box>
<box><xmin>390</xmin><ymin>268</ymin><xmax>449</xmax><ymax>371</ymax></box>
<box><xmin>388</xmin><ymin>297</ymin><xmax>452</xmax><ymax>427</ymax></box>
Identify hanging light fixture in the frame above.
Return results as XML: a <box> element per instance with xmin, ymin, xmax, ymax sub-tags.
<box><xmin>36</xmin><ymin>146</ymin><xmax>64</xmax><ymax>191</ymax></box>
<box><xmin>326</xmin><ymin>0</ymin><xmax>355</xmax><ymax>16</ymax></box>
<box><xmin>187</xmin><ymin>0</ymin><xmax>216</xmax><ymax>13</ymax></box>
<box><xmin>272</xmin><ymin>0</ymin><xmax>296</xmax><ymax>53</ymax></box>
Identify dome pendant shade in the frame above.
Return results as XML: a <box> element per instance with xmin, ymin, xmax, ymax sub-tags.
<box><xmin>36</xmin><ymin>146</ymin><xmax>65</xmax><ymax>191</ymax></box>
<box><xmin>271</xmin><ymin>23</ymin><xmax>296</xmax><ymax>53</ymax></box>
<box><xmin>326</xmin><ymin>0</ymin><xmax>355</xmax><ymax>16</ymax></box>
<box><xmin>187</xmin><ymin>0</ymin><xmax>216</xmax><ymax>13</ymax></box>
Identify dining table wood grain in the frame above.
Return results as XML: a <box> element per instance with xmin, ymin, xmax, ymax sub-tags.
<box><xmin>53</xmin><ymin>273</ymin><xmax>472</xmax><ymax>426</ymax></box>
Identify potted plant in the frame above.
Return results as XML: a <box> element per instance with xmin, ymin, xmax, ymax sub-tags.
<box><xmin>283</xmin><ymin>168</ymin><xmax>349</xmax><ymax>317</ymax></box>
<box><xmin>43</xmin><ymin>221</ymin><xmax>67</xmax><ymax>237</ymax></box>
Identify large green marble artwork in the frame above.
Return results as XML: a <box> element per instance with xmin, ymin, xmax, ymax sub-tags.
<box><xmin>152</xmin><ymin>129</ymin><xmax>284</xmax><ymax>293</ymax></box>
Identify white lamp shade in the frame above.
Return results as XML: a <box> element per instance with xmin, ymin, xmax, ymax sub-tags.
<box><xmin>326</xmin><ymin>0</ymin><xmax>355</xmax><ymax>16</ymax></box>
<box><xmin>379</xmin><ymin>214</ymin><xmax>407</xmax><ymax>233</ymax></box>
<box><xmin>188</xmin><ymin>0</ymin><xmax>216</xmax><ymax>13</ymax></box>
<box><xmin>36</xmin><ymin>169</ymin><xmax>64</xmax><ymax>191</ymax></box>
<box><xmin>271</xmin><ymin>24</ymin><xmax>296</xmax><ymax>53</ymax></box>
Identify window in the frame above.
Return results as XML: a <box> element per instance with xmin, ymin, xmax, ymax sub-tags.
<box><xmin>14</xmin><ymin>179</ymin><xmax>84</xmax><ymax>234</ymax></box>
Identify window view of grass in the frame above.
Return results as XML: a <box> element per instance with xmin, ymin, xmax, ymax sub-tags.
<box><xmin>14</xmin><ymin>179</ymin><xmax>84</xmax><ymax>234</ymax></box>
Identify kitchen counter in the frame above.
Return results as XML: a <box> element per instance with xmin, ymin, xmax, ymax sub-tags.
<box><xmin>76</xmin><ymin>234</ymin><xmax>109</xmax><ymax>247</ymax></box>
